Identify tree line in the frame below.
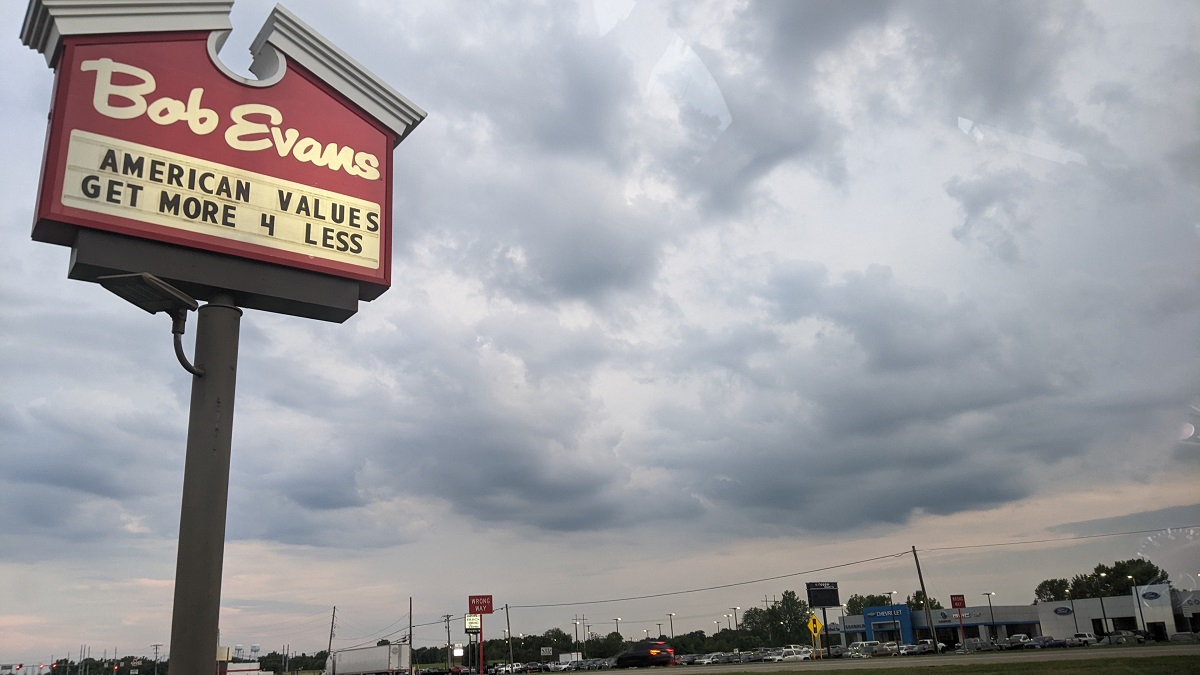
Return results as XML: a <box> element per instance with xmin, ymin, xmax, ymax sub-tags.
<box><xmin>1034</xmin><ymin>558</ymin><xmax>1168</xmax><ymax>603</ymax></box>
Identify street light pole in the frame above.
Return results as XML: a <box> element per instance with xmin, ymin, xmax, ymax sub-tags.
<box><xmin>667</xmin><ymin>614</ymin><xmax>675</xmax><ymax>639</ymax></box>
<box><xmin>573</xmin><ymin>621</ymin><xmax>580</xmax><ymax>654</ymax></box>
<box><xmin>724</xmin><ymin>614</ymin><xmax>732</xmax><ymax>631</ymax></box>
<box><xmin>982</xmin><ymin>593</ymin><xmax>996</xmax><ymax>642</ymax></box>
<box><xmin>885</xmin><ymin>591</ymin><xmax>898</xmax><ymax>642</ymax></box>
<box><xmin>614</xmin><ymin>618</ymin><xmax>621</xmax><ymax>639</ymax></box>
<box><xmin>730</xmin><ymin>607</ymin><xmax>740</xmax><ymax>631</ymax></box>
<box><xmin>657</xmin><ymin>624</ymin><xmax>663</xmax><ymax>639</ymax></box>
<box><xmin>1129</xmin><ymin>576</ymin><xmax>1147</xmax><ymax>634</ymax></box>
<box><xmin>1065</xmin><ymin>589</ymin><xmax>1079</xmax><ymax>633</ymax></box>
<box><xmin>1098</xmin><ymin>573</ymin><xmax>1111</xmax><ymax>637</ymax></box>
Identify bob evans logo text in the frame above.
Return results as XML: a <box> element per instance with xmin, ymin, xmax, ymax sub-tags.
<box><xmin>82</xmin><ymin>58</ymin><xmax>380</xmax><ymax>181</ymax></box>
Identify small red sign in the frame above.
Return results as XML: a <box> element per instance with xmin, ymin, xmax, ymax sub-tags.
<box><xmin>950</xmin><ymin>594</ymin><xmax>966</xmax><ymax>609</ymax></box>
<box><xmin>468</xmin><ymin>595</ymin><xmax>493</xmax><ymax>615</ymax></box>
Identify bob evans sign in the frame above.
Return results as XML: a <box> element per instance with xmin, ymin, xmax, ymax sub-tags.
<box><xmin>24</xmin><ymin>2</ymin><xmax>425</xmax><ymax>317</ymax></box>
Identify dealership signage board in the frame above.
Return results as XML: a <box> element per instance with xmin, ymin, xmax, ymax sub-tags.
<box><xmin>805</xmin><ymin>581</ymin><xmax>840</xmax><ymax>608</ymax></box>
<box><xmin>21</xmin><ymin>0</ymin><xmax>425</xmax><ymax>321</ymax></box>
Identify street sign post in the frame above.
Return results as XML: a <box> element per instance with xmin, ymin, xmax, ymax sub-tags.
<box><xmin>19</xmin><ymin>3</ymin><xmax>425</xmax><ymax>673</ymax></box>
<box><xmin>467</xmin><ymin>596</ymin><xmax>492</xmax><ymax>675</ymax></box>
<box><xmin>950</xmin><ymin>595</ymin><xmax>966</xmax><ymax>645</ymax></box>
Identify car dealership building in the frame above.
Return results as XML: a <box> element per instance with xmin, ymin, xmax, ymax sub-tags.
<box><xmin>829</xmin><ymin>585</ymin><xmax>1198</xmax><ymax>644</ymax></box>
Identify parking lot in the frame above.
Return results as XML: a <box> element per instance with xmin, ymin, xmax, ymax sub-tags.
<box><xmin>680</xmin><ymin>644</ymin><xmax>1200</xmax><ymax>671</ymax></box>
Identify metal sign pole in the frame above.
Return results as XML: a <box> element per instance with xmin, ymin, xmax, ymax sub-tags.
<box><xmin>168</xmin><ymin>293</ymin><xmax>242</xmax><ymax>674</ymax></box>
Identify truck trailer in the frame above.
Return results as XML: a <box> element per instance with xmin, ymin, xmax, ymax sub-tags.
<box><xmin>323</xmin><ymin>643</ymin><xmax>411</xmax><ymax>675</ymax></box>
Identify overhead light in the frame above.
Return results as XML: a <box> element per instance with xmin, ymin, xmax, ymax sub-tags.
<box><xmin>97</xmin><ymin>272</ymin><xmax>198</xmax><ymax>314</ymax></box>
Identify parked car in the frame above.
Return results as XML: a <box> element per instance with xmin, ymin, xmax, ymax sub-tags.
<box><xmin>1169</xmin><ymin>632</ymin><xmax>1198</xmax><ymax>643</ymax></box>
<box><xmin>1024</xmin><ymin>636</ymin><xmax>1067</xmax><ymax>649</ymax></box>
<box><xmin>958</xmin><ymin>638</ymin><xmax>997</xmax><ymax>652</ymax></box>
<box><xmin>690</xmin><ymin>654</ymin><xmax>716</xmax><ymax>665</ymax></box>
<box><xmin>846</xmin><ymin>641</ymin><xmax>880</xmax><ymax>658</ymax></box>
<box><xmin>760</xmin><ymin>650</ymin><xmax>783</xmax><ymax>663</ymax></box>
<box><xmin>1071</xmin><ymin>633</ymin><xmax>1098</xmax><ymax>646</ymax></box>
<box><xmin>1098</xmin><ymin>630</ymin><xmax>1144</xmax><ymax>645</ymax></box>
<box><xmin>916</xmin><ymin>639</ymin><xmax>945</xmax><ymax>654</ymax></box>
<box><xmin>614</xmin><ymin>642</ymin><xmax>675</xmax><ymax>669</ymax></box>
<box><xmin>779</xmin><ymin>648</ymin><xmax>810</xmax><ymax>662</ymax></box>
<box><xmin>1001</xmin><ymin>634</ymin><xmax>1030</xmax><ymax>649</ymax></box>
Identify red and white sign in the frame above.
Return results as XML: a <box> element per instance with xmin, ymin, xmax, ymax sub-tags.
<box><xmin>950</xmin><ymin>594</ymin><xmax>966</xmax><ymax>609</ymax></box>
<box><xmin>468</xmin><ymin>595</ymin><xmax>493</xmax><ymax>615</ymax></box>
<box><xmin>35</xmin><ymin>32</ymin><xmax>396</xmax><ymax>290</ymax></box>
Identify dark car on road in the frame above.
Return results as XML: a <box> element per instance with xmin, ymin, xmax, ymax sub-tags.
<box><xmin>614</xmin><ymin>641</ymin><xmax>675</xmax><ymax>668</ymax></box>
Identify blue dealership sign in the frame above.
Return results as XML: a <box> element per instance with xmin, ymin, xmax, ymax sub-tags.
<box><xmin>1054</xmin><ymin>606</ymin><xmax>1073</xmax><ymax>615</ymax></box>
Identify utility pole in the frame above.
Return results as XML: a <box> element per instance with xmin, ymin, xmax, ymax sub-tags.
<box><xmin>506</xmin><ymin>605</ymin><xmax>514</xmax><ymax>669</ymax></box>
<box><xmin>328</xmin><ymin>606</ymin><xmax>337</xmax><ymax>657</ymax></box>
<box><xmin>151</xmin><ymin>644</ymin><xmax>162</xmax><ymax>675</ymax></box>
<box><xmin>444</xmin><ymin>615</ymin><xmax>454</xmax><ymax>670</ymax></box>
<box><xmin>911</xmin><ymin>546</ymin><xmax>937</xmax><ymax>650</ymax></box>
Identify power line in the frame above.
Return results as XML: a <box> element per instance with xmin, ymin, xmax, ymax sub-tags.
<box><xmin>509</xmin><ymin>550</ymin><xmax>911</xmax><ymax>609</ymax></box>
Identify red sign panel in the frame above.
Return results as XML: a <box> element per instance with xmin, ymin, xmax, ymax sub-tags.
<box><xmin>950</xmin><ymin>594</ymin><xmax>966</xmax><ymax>609</ymax></box>
<box><xmin>468</xmin><ymin>595</ymin><xmax>494</xmax><ymax>615</ymax></box>
<box><xmin>36</xmin><ymin>32</ymin><xmax>395</xmax><ymax>291</ymax></box>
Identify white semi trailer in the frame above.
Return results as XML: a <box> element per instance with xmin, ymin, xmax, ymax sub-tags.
<box><xmin>323</xmin><ymin>643</ymin><xmax>411</xmax><ymax>675</ymax></box>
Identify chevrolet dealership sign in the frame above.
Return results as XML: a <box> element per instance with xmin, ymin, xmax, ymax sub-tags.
<box><xmin>22</xmin><ymin>0</ymin><xmax>425</xmax><ymax>321</ymax></box>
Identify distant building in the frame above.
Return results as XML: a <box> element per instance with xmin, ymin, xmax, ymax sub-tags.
<box><xmin>829</xmin><ymin>584</ymin><xmax>1194</xmax><ymax>645</ymax></box>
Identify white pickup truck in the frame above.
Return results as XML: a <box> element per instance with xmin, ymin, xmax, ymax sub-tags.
<box><xmin>1069</xmin><ymin>632</ymin><xmax>1098</xmax><ymax>646</ymax></box>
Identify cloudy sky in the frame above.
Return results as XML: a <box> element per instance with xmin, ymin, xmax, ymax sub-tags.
<box><xmin>2</xmin><ymin>0</ymin><xmax>1199</xmax><ymax>664</ymax></box>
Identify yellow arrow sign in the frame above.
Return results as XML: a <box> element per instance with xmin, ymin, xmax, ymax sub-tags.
<box><xmin>808</xmin><ymin>616</ymin><xmax>823</xmax><ymax>634</ymax></box>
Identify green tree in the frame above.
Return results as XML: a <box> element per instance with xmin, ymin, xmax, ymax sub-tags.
<box><xmin>845</xmin><ymin>593</ymin><xmax>892</xmax><ymax>616</ymax></box>
<box><xmin>775</xmin><ymin>590</ymin><xmax>813</xmax><ymax>645</ymax></box>
<box><xmin>668</xmin><ymin>629</ymin><xmax>709</xmax><ymax>655</ymax></box>
<box><xmin>739</xmin><ymin>606</ymin><xmax>775</xmax><ymax>643</ymax></box>
<box><xmin>1041</xmin><ymin>558</ymin><xmax>1170</xmax><ymax>601</ymax></box>
<box><xmin>905</xmin><ymin>589</ymin><xmax>943</xmax><ymax>611</ymax></box>
<box><xmin>1034</xmin><ymin>578</ymin><xmax>1069</xmax><ymax>602</ymax></box>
